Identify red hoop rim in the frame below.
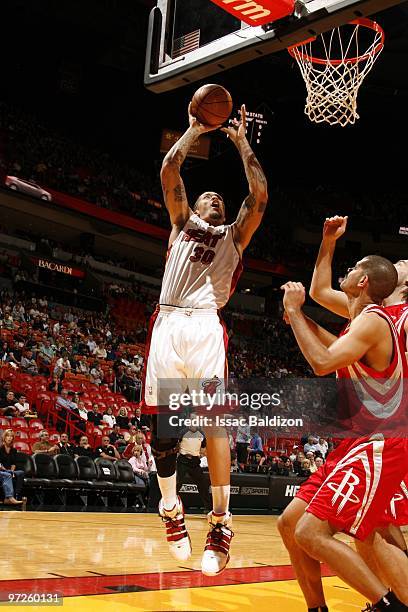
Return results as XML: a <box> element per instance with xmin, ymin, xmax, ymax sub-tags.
<box><xmin>287</xmin><ymin>18</ymin><xmax>384</xmax><ymax>66</ymax></box>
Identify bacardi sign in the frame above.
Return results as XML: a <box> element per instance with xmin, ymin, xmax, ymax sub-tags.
<box><xmin>210</xmin><ymin>0</ymin><xmax>294</xmax><ymax>26</ymax></box>
<box><xmin>32</xmin><ymin>257</ymin><xmax>85</xmax><ymax>278</ymax></box>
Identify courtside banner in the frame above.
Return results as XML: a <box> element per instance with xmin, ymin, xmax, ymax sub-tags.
<box><xmin>209</xmin><ymin>0</ymin><xmax>294</xmax><ymax>26</ymax></box>
<box><xmin>154</xmin><ymin>377</ymin><xmax>408</xmax><ymax>440</ymax></box>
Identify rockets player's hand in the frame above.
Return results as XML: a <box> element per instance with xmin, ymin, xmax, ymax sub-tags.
<box><xmin>188</xmin><ymin>102</ymin><xmax>222</xmax><ymax>134</ymax></box>
<box><xmin>323</xmin><ymin>215</ymin><xmax>348</xmax><ymax>242</ymax></box>
<box><xmin>221</xmin><ymin>104</ymin><xmax>247</xmax><ymax>145</ymax></box>
<box><xmin>281</xmin><ymin>282</ymin><xmax>306</xmax><ymax>312</ymax></box>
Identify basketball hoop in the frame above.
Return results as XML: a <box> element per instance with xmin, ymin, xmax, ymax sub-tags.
<box><xmin>288</xmin><ymin>18</ymin><xmax>385</xmax><ymax>126</ymax></box>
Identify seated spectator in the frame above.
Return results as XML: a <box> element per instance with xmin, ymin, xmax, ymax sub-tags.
<box><xmin>135</xmin><ymin>432</ymin><xmax>156</xmax><ymax>473</ymax></box>
<box><xmin>116</xmin><ymin>406</ymin><xmax>129</xmax><ymax>429</ymax></box>
<box><xmin>20</xmin><ymin>350</ymin><xmax>38</xmax><ymax>376</ymax></box>
<box><xmin>14</xmin><ymin>394</ymin><xmax>32</xmax><ymax>416</ymax></box>
<box><xmin>102</xmin><ymin>406</ymin><xmax>116</xmax><ymax>428</ymax></box>
<box><xmin>77</xmin><ymin>401</ymin><xmax>88</xmax><ymax>421</ymax></box>
<box><xmin>3</xmin><ymin>313</ymin><xmax>15</xmax><ymax>330</ymax></box>
<box><xmin>90</xmin><ymin>361</ymin><xmax>103</xmax><ymax>385</ymax></box>
<box><xmin>316</xmin><ymin>437</ymin><xmax>328</xmax><ymax>458</ymax></box>
<box><xmin>298</xmin><ymin>458</ymin><xmax>312</xmax><ymax>478</ymax></box>
<box><xmin>75</xmin><ymin>358</ymin><xmax>89</xmax><ymax>375</ymax></box>
<box><xmin>32</xmin><ymin>430</ymin><xmax>59</xmax><ymax>455</ymax></box>
<box><xmin>93</xmin><ymin>342</ymin><xmax>107</xmax><ymax>359</ymax></box>
<box><xmin>109</xmin><ymin>424</ymin><xmax>124</xmax><ymax>446</ymax></box>
<box><xmin>130</xmin><ymin>407</ymin><xmax>150</xmax><ymax>430</ymax></box>
<box><xmin>74</xmin><ymin>435</ymin><xmax>94</xmax><ymax>458</ymax></box>
<box><xmin>0</xmin><ymin>391</ymin><xmax>19</xmax><ymax>417</ymax></box>
<box><xmin>94</xmin><ymin>436</ymin><xmax>120</xmax><ymax>461</ymax></box>
<box><xmin>53</xmin><ymin>354</ymin><xmax>71</xmax><ymax>378</ymax></box>
<box><xmin>38</xmin><ymin>339</ymin><xmax>55</xmax><ymax>369</ymax></box>
<box><xmin>230</xmin><ymin>450</ymin><xmax>241</xmax><ymax>473</ymax></box>
<box><xmin>87</xmin><ymin>403</ymin><xmax>103</xmax><ymax>427</ymax></box>
<box><xmin>304</xmin><ymin>435</ymin><xmax>319</xmax><ymax>455</ymax></box>
<box><xmin>315</xmin><ymin>456</ymin><xmax>324</xmax><ymax>470</ymax></box>
<box><xmin>0</xmin><ymin>381</ymin><xmax>12</xmax><ymax>402</ymax></box>
<box><xmin>0</xmin><ymin>469</ymin><xmax>23</xmax><ymax>505</ymax></box>
<box><xmin>128</xmin><ymin>445</ymin><xmax>149</xmax><ymax>486</ymax></box>
<box><xmin>48</xmin><ymin>374</ymin><xmax>63</xmax><ymax>395</ymax></box>
<box><xmin>305</xmin><ymin>451</ymin><xmax>318</xmax><ymax>474</ymax></box>
<box><xmin>247</xmin><ymin>430</ymin><xmax>263</xmax><ymax>456</ymax></box>
<box><xmin>55</xmin><ymin>389</ymin><xmax>75</xmax><ymax>432</ymax></box>
<box><xmin>0</xmin><ymin>429</ymin><xmax>26</xmax><ymax>501</ymax></box>
<box><xmin>57</xmin><ymin>432</ymin><xmax>74</xmax><ymax>456</ymax></box>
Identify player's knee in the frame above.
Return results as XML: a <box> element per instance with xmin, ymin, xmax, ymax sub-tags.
<box><xmin>277</xmin><ymin>509</ymin><xmax>295</xmax><ymax>540</ymax></box>
<box><xmin>151</xmin><ymin>437</ymin><xmax>179</xmax><ymax>478</ymax></box>
<box><xmin>294</xmin><ymin>516</ymin><xmax>317</xmax><ymax>553</ymax></box>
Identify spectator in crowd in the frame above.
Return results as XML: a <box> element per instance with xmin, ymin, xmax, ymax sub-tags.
<box><xmin>230</xmin><ymin>450</ymin><xmax>241</xmax><ymax>473</ymax></box>
<box><xmin>135</xmin><ymin>432</ymin><xmax>156</xmax><ymax>473</ymax></box>
<box><xmin>298</xmin><ymin>458</ymin><xmax>311</xmax><ymax>478</ymax></box>
<box><xmin>57</xmin><ymin>432</ymin><xmax>74</xmax><ymax>456</ymax></box>
<box><xmin>48</xmin><ymin>374</ymin><xmax>63</xmax><ymax>394</ymax></box>
<box><xmin>102</xmin><ymin>406</ymin><xmax>116</xmax><ymax>428</ymax></box>
<box><xmin>53</xmin><ymin>354</ymin><xmax>71</xmax><ymax>378</ymax></box>
<box><xmin>75</xmin><ymin>357</ymin><xmax>90</xmax><ymax>375</ymax></box>
<box><xmin>77</xmin><ymin>401</ymin><xmax>88</xmax><ymax>421</ymax></box>
<box><xmin>0</xmin><ymin>391</ymin><xmax>19</xmax><ymax>417</ymax></box>
<box><xmin>93</xmin><ymin>342</ymin><xmax>107</xmax><ymax>359</ymax></box>
<box><xmin>87</xmin><ymin>403</ymin><xmax>103</xmax><ymax>427</ymax></box>
<box><xmin>0</xmin><ymin>469</ymin><xmax>23</xmax><ymax>505</ymax></box>
<box><xmin>247</xmin><ymin>431</ymin><xmax>263</xmax><ymax>457</ymax></box>
<box><xmin>20</xmin><ymin>349</ymin><xmax>38</xmax><ymax>375</ymax></box>
<box><xmin>32</xmin><ymin>430</ymin><xmax>59</xmax><ymax>455</ymax></box>
<box><xmin>0</xmin><ymin>429</ymin><xmax>26</xmax><ymax>501</ymax></box>
<box><xmin>316</xmin><ymin>437</ymin><xmax>328</xmax><ymax>458</ymax></box>
<box><xmin>315</xmin><ymin>456</ymin><xmax>324</xmax><ymax>470</ymax></box>
<box><xmin>38</xmin><ymin>339</ymin><xmax>55</xmax><ymax>369</ymax></box>
<box><xmin>94</xmin><ymin>436</ymin><xmax>120</xmax><ymax>461</ymax></box>
<box><xmin>128</xmin><ymin>444</ymin><xmax>149</xmax><ymax>486</ymax></box>
<box><xmin>305</xmin><ymin>451</ymin><xmax>318</xmax><ymax>474</ymax></box>
<box><xmin>90</xmin><ymin>361</ymin><xmax>103</xmax><ymax>385</ymax></box>
<box><xmin>109</xmin><ymin>424</ymin><xmax>124</xmax><ymax>445</ymax></box>
<box><xmin>104</xmin><ymin>367</ymin><xmax>115</xmax><ymax>389</ymax></box>
<box><xmin>14</xmin><ymin>394</ymin><xmax>31</xmax><ymax>416</ymax></box>
<box><xmin>116</xmin><ymin>406</ymin><xmax>129</xmax><ymax>429</ymax></box>
<box><xmin>248</xmin><ymin>451</ymin><xmax>266</xmax><ymax>470</ymax></box>
<box><xmin>74</xmin><ymin>435</ymin><xmax>94</xmax><ymax>458</ymax></box>
<box><xmin>130</xmin><ymin>406</ymin><xmax>150</xmax><ymax>430</ymax></box>
<box><xmin>303</xmin><ymin>435</ymin><xmax>319</xmax><ymax>455</ymax></box>
<box><xmin>55</xmin><ymin>389</ymin><xmax>75</xmax><ymax>432</ymax></box>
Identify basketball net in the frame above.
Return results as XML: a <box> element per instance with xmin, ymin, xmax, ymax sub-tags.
<box><xmin>288</xmin><ymin>18</ymin><xmax>385</xmax><ymax>126</ymax></box>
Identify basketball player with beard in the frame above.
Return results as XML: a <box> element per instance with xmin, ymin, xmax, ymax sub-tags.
<box><xmin>143</xmin><ymin>103</ymin><xmax>268</xmax><ymax>575</ymax></box>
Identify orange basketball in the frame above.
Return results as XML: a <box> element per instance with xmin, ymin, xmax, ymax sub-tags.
<box><xmin>190</xmin><ymin>84</ymin><xmax>233</xmax><ymax>127</ymax></box>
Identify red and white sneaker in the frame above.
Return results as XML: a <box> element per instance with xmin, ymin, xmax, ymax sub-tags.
<box><xmin>159</xmin><ymin>496</ymin><xmax>192</xmax><ymax>562</ymax></box>
<box><xmin>201</xmin><ymin>511</ymin><xmax>234</xmax><ymax>576</ymax></box>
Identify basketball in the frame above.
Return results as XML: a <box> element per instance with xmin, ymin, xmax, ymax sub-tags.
<box><xmin>190</xmin><ymin>84</ymin><xmax>233</xmax><ymax>127</ymax></box>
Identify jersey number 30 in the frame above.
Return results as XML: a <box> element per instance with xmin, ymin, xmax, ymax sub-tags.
<box><xmin>189</xmin><ymin>247</ymin><xmax>215</xmax><ymax>265</ymax></box>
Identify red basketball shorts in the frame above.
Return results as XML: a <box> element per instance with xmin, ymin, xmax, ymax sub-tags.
<box><xmin>305</xmin><ymin>437</ymin><xmax>408</xmax><ymax>540</ymax></box>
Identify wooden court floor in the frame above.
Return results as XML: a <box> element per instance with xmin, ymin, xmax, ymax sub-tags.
<box><xmin>1</xmin><ymin>511</ymin><xmax>406</xmax><ymax>611</ymax></box>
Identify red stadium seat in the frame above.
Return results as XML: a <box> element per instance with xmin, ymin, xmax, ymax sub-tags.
<box><xmin>10</xmin><ymin>417</ymin><xmax>28</xmax><ymax>429</ymax></box>
<box><xmin>14</xmin><ymin>430</ymin><xmax>29</xmax><ymax>440</ymax></box>
<box><xmin>14</xmin><ymin>441</ymin><xmax>30</xmax><ymax>453</ymax></box>
<box><xmin>29</xmin><ymin>430</ymin><xmax>43</xmax><ymax>440</ymax></box>
<box><xmin>29</xmin><ymin>420</ymin><xmax>44</xmax><ymax>431</ymax></box>
<box><xmin>0</xmin><ymin>417</ymin><xmax>10</xmax><ymax>427</ymax></box>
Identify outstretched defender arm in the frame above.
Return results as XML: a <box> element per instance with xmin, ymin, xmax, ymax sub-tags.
<box><xmin>222</xmin><ymin>105</ymin><xmax>268</xmax><ymax>254</ymax></box>
<box><xmin>309</xmin><ymin>215</ymin><xmax>349</xmax><ymax>318</ymax></box>
<box><xmin>160</xmin><ymin>104</ymin><xmax>220</xmax><ymax>245</ymax></box>
<box><xmin>282</xmin><ymin>281</ymin><xmax>385</xmax><ymax>376</ymax></box>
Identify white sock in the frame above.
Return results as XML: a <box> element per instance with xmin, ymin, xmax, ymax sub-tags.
<box><xmin>158</xmin><ymin>473</ymin><xmax>178</xmax><ymax>510</ymax></box>
<box><xmin>211</xmin><ymin>485</ymin><xmax>230</xmax><ymax>514</ymax></box>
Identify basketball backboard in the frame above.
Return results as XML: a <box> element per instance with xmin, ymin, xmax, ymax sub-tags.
<box><xmin>144</xmin><ymin>0</ymin><xmax>405</xmax><ymax>92</ymax></box>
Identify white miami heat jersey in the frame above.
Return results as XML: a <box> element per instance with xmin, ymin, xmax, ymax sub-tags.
<box><xmin>159</xmin><ymin>214</ymin><xmax>242</xmax><ymax>309</ymax></box>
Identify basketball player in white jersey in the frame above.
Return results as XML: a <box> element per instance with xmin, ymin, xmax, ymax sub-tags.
<box><xmin>144</xmin><ymin>103</ymin><xmax>268</xmax><ymax>575</ymax></box>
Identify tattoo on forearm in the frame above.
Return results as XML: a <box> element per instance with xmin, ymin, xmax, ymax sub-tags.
<box><xmin>174</xmin><ymin>183</ymin><xmax>186</xmax><ymax>202</ymax></box>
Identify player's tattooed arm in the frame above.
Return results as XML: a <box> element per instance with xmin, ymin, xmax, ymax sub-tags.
<box><xmin>161</xmin><ymin>103</ymin><xmax>221</xmax><ymax>236</ymax></box>
<box><xmin>233</xmin><ymin>141</ymin><xmax>268</xmax><ymax>252</ymax></box>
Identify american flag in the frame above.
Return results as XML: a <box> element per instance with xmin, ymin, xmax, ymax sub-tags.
<box><xmin>172</xmin><ymin>29</ymin><xmax>200</xmax><ymax>59</ymax></box>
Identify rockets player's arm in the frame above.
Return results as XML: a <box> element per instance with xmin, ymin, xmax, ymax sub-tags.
<box><xmin>309</xmin><ymin>216</ymin><xmax>349</xmax><ymax>318</ymax></box>
<box><xmin>160</xmin><ymin>106</ymin><xmax>221</xmax><ymax>242</ymax></box>
<box><xmin>221</xmin><ymin>105</ymin><xmax>268</xmax><ymax>252</ymax></box>
<box><xmin>283</xmin><ymin>311</ymin><xmax>337</xmax><ymax>347</ymax></box>
<box><xmin>282</xmin><ymin>282</ymin><xmax>387</xmax><ymax>376</ymax></box>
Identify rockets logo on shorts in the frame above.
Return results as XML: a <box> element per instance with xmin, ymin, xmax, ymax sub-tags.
<box><xmin>327</xmin><ymin>468</ymin><xmax>361</xmax><ymax>514</ymax></box>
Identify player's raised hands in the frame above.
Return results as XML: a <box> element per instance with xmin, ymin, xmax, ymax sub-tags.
<box><xmin>281</xmin><ymin>282</ymin><xmax>306</xmax><ymax>311</ymax></box>
<box><xmin>323</xmin><ymin>215</ymin><xmax>348</xmax><ymax>241</ymax></box>
<box><xmin>221</xmin><ymin>104</ymin><xmax>247</xmax><ymax>144</ymax></box>
<box><xmin>188</xmin><ymin>102</ymin><xmax>222</xmax><ymax>134</ymax></box>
